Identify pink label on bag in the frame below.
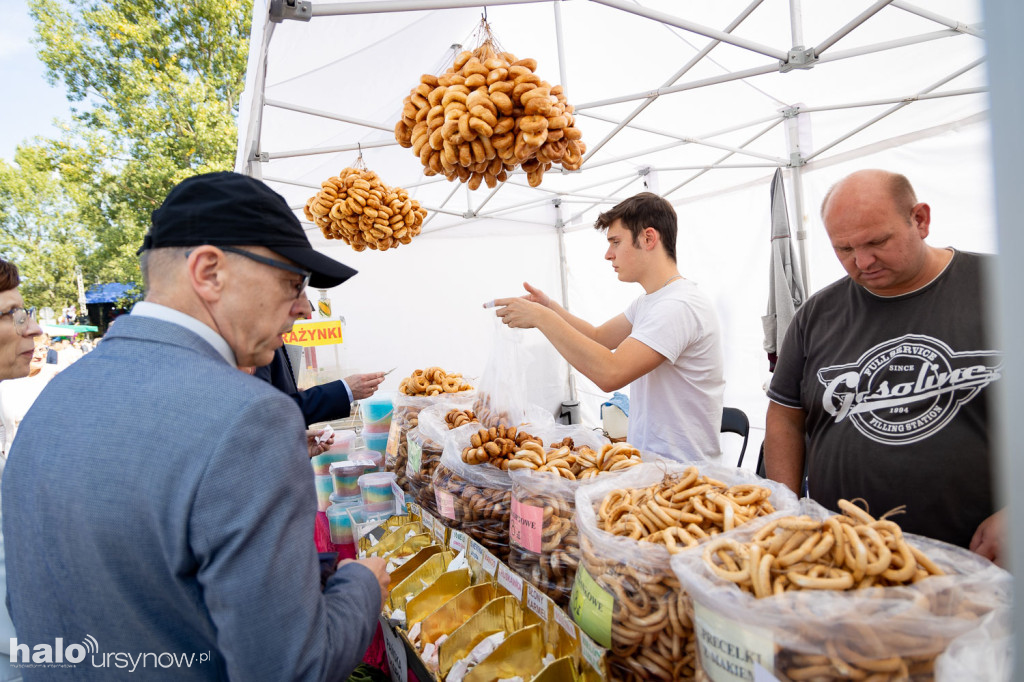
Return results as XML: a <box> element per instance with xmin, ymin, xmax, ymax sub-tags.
<box><xmin>510</xmin><ymin>497</ymin><xmax>544</xmax><ymax>553</ymax></box>
<box><xmin>435</xmin><ymin>489</ymin><xmax>457</xmax><ymax>521</ymax></box>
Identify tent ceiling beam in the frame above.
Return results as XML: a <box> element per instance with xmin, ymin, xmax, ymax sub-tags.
<box><xmin>789</xmin><ymin>0</ymin><xmax>804</xmax><ymax>48</ymax></box>
<box><xmin>662</xmin><ymin>119</ymin><xmax>781</xmax><ymax>199</ymax></box>
<box><xmin>264</xmin><ymin>175</ymin><xmax>322</xmax><ymax>190</ymax></box>
<box><xmin>262</xmin><ymin>138</ymin><xmax>396</xmax><ymax>160</ymax></box>
<box><xmin>797</xmin><ymin>86</ymin><xmax>987</xmax><ymax>115</ymax></box>
<box><xmin>590</xmin><ymin>0</ymin><xmax>788</xmax><ymax>62</ymax></box>
<box><xmin>891</xmin><ymin>0</ymin><xmax>983</xmax><ymax>38</ymax></box>
<box><xmin>580</xmin><ymin>110</ymin><xmax>788</xmax><ymax>164</ymax></box>
<box><xmin>559</xmin><ymin>171</ymin><xmax>650</xmax><ymax>196</ymax></box>
<box><xmin>806</xmin><ymin>56</ymin><xmax>985</xmax><ymax>162</ymax></box>
<box><xmin>419</xmin><ymin>181</ymin><xmax>462</xmax><ymax>230</ymax></box>
<box><xmin>311</xmin><ymin>0</ymin><xmax>548</xmax><ymax>17</ymax></box>
<box><xmin>818</xmin><ymin>28</ymin><xmax>972</xmax><ymax>65</ymax></box>
<box><xmin>814</xmin><ymin>0</ymin><xmax>894</xmax><ymax>58</ymax></box>
<box><xmin>469</xmin><ymin>180</ymin><xmax>507</xmax><ymax>216</ymax></box>
<box><xmin>567</xmin><ymin>174</ymin><xmax>644</xmax><ymax>224</ymax></box>
<box><xmin>582</xmin><ymin>0</ymin><xmax>764</xmax><ymax>163</ymax></box>
<box><xmin>263</xmin><ymin>98</ymin><xmax>395</xmax><ymax>132</ymax></box>
<box><xmin>654</xmin><ymin>163</ymin><xmax>783</xmax><ymax>171</ymax></box>
<box><xmin>576</xmin><ymin>63</ymin><xmax>778</xmax><ymax>111</ymax></box>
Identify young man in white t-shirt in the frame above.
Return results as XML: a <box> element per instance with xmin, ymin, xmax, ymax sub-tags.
<box><xmin>492</xmin><ymin>192</ymin><xmax>725</xmax><ymax>460</ymax></box>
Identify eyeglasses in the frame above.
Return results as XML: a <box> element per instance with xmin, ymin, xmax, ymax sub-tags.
<box><xmin>0</xmin><ymin>307</ymin><xmax>37</xmax><ymax>336</ymax></box>
<box><xmin>187</xmin><ymin>247</ymin><xmax>311</xmax><ymax>299</ymax></box>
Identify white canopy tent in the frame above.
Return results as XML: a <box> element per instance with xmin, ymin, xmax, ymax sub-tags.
<box><xmin>234</xmin><ymin>0</ymin><xmax>992</xmax><ymax>465</ymax></box>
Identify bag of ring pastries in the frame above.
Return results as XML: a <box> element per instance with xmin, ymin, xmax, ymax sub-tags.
<box><xmin>507</xmin><ymin>424</ymin><xmax>615</xmax><ymax>608</ymax></box>
<box><xmin>385</xmin><ymin>389</ymin><xmax>476</xmax><ymax>492</ymax></box>
<box><xmin>406</xmin><ymin>399</ymin><xmax>476</xmax><ymax>514</ymax></box>
<box><xmin>935</xmin><ymin>607</ymin><xmax>1012</xmax><ymax>682</ymax></box>
<box><xmin>472</xmin><ymin>321</ymin><xmax>532</xmax><ymax>429</ymax></box>
<box><xmin>573</xmin><ymin>461</ymin><xmax>799</xmax><ymax>682</ymax></box>
<box><xmin>670</xmin><ymin>497</ymin><xmax>1011</xmax><ymax>682</ymax></box>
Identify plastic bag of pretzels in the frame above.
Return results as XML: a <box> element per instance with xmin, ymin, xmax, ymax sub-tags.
<box><xmin>385</xmin><ymin>368</ymin><xmax>475</xmax><ymax>492</ymax></box>
<box><xmin>670</xmin><ymin>497</ymin><xmax>1012</xmax><ymax>682</ymax></box>
<box><xmin>405</xmin><ymin>400</ymin><xmax>477</xmax><ymax>516</ymax></box>
<box><xmin>507</xmin><ymin>426</ymin><xmax>652</xmax><ymax>608</ymax></box>
<box><xmin>572</xmin><ymin>461</ymin><xmax>800</xmax><ymax>682</ymax></box>
<box><xmin>472</xmin><ymin>322</ymin><xmax>531</xmax><ymax>429</ymax></box>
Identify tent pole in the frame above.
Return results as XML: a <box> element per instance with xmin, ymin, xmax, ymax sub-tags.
<box><xmin>892</xmin><ymin>0</ymin><xmax>983</xmax><ymax>38</ymax></box>
<box><xmin>784</xmin><ymin>108</ymin><xmax>811</xmax><ymax>293</ymax></box>
<box><xmin>553</xmin><ymin>1</ymin><xmax>569</xmax><ymax>100</ymax></box>
<box><xmin>789</xmin><ymin>0</ymin><xmax>804</xmax><ymax>49</ymax></box>
<box><xmin>240</xmin><ymin>16</ymin><xmax>277</xmax><ymax>178</ymax></box>
<box><xmin>264</xmin><ymin>99</ymin><xmax>396</xmax><ymax>131</ymax></box>
<box><xmin>554</xmin><ymin>199</ymin><xmax>577</xmax><ymax>404</ymax></box>
<box><xmin>313</xmin><ymin>0</ymin><xmax>547</xmax><ymax>16</ymax></box>
<box><xmin>982</xmin><ymin>3</ymin><xmax>1024</xmax><ymax>675</ymax></box>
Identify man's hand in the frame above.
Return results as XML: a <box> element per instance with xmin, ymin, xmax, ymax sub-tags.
<box><xmin>339</xmin><ymin>557</ymin><xmax>390</xmax><ymax>610</ymax></box>
<box><xmin>307</xmin><ymin>429</ymin><xmax>334</xmax><ymax>457</ymax></box>
<box><xmin>521</xmin><ymin>282</ymin><xmax>551</xmax><ymax>308</ymax></box>
<box><xmin>345</xmin><ymin>372</ymin><xmax>385</xmax><ymax>400</ymax></box>
<box><xmin>969</xmin><ymin>508</ymin><xmax>1006</xmax><ymax>566</ymax></box>
<box><xmin>492</xmin><ymin>297</ymin><xmax>551</xmax><ymax>330</ymax></box>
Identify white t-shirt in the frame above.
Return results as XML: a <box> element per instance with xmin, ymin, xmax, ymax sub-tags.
<box><xmin>623</xmin><ymin>278</ymin><xmax>725</xmax><ymax>460</ymax></box>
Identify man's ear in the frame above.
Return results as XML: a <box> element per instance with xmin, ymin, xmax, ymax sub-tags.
<box><xmin>643</xmin><ymin>226</ymin><xmax>660</xmax><ymax>252</ymax></box>
<box><xmin>911</xmin><ymin>202</ymin><xmax>931</xmax><ymax>238</ymax></box>
<box><xmin>187</xmin><ymin>246</ymin><xmax>228</xmax><ymax>304</ymax></box>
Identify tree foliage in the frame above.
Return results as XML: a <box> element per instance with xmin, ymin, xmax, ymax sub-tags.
<box><xmin>0</xmin><ymin>0</ymin><xmax>252</xmax><ymax>308</ymax></box>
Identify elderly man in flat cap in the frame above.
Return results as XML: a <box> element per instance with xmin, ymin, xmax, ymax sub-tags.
<box><xmin>3</xmin><ymin>173</ymin><xmax>387</xmax><ymax>681</ymax></box>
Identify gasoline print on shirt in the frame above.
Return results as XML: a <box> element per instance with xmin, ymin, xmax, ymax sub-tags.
<box><xmin>817</xmin><ymin>333</ymin><xmax>1001</xmax><ymax>445</ymax></box>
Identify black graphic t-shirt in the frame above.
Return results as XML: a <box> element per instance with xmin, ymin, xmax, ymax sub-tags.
<box><xmin>768</xmin><ymin>250</ymin><xmax>1000</xmax><ymax>548</ymax></box>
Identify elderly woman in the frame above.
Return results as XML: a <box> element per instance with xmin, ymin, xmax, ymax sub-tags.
<box><xmin>0</xmin><ymin>257</ymin><xmax>42</xmax><ymax>677</ymax></box>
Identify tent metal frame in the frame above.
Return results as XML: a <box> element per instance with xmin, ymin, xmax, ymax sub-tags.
<box><xmin>241</xmin><ymin>0</ymin><xmax>988</xmax><ymax>406</ymax></box>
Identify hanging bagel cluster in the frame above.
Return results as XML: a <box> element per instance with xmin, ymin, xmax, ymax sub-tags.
<box><xmin>395</xmin><ymin>39</ymin><xmax>585</xmax><ymax>189</ymax></box>
<box><xmin>303</xmin><ymin>167</ymin><xmax>427</xmax><ymax>251</ymax></box>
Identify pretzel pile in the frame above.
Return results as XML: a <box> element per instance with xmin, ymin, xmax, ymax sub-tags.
<box><xmin>407</xmin><ymin>428</ymin><xmax>445</xmax><ymax>517</ymax></box>
<box><xmin>508</xmin><ymin>441</ymin><xmax>642</xmax><ymax>480</ymax></box>
<box><xmin>433</xmin><ymin>464</ymin><xmax>512</xmax><ymax>562</ymax></box>
<box><xmin>598</xmin><ymin>467</ymin><xmax>777</xmax><ymax>554</ymax></box>
<box><xmin>703</xmin><ymin>499</ymin><xmax>944</xmax><ymax>596</ymax></box>
<box><xmin>509</xmin><ymin>491</ymin><xmax>579</xmax><ymax>606</ymax></box>
<box><xmin>395</xmin><ymin>37</ymin><xmax>585</xmax><ymax>189</ymax></box>
<box><xmin>461</xmin><ymin>426</ymin><xmax>541</xmax><ymax>468</ymax></box>
<box><xmin>303</xmin><ymin>167</ymin><xmax>426</xmax><ymax>251</ymax></box>
<box><xmin>399</xmin><ymin>367</ymin><xmax>473</xmax><ymax>396</ymax></box>
<box><xmin>445</xmin><ymin>408</ymin><xmax>478</xmax><ymax>429</ymax></box>
<box><xmin>579</xmin><ymin>469</ymin><xmax>777</xmax><ymax>681</ymax></box>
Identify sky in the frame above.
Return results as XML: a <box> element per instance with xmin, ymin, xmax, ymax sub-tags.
<box><xmin>0</xmin><ymin>0</ymin><xmax>72</xmax><ymax>163</ymax></box>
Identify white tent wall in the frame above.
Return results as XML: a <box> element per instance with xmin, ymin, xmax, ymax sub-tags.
<box><xmin>235</xmin><ymin>0</ymin><xmax>992</xmax><ymax>465</ymax></box>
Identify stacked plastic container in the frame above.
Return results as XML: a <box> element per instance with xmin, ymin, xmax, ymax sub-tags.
<box><xmin>360</xmin><ymin>393</ymin><xmax>394</xmax><ymax>456</ymax></box>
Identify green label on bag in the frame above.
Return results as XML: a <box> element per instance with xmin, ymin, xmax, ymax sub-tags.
<box><xmin>407</xmin><ymin>438</ymin><xmax>423</xmax><ymax>474</ymax></box>
<box><xmin>570</xmin><ymin>563</ymin><xmax>613</xmax><ymax>649</ymax></box>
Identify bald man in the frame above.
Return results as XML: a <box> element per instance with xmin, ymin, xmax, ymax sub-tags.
<box><xmin>764</xmin><ymin>169</ymin><xmax>1003</xmax><ymax>562</ymax></box>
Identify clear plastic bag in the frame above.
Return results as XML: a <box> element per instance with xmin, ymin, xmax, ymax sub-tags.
<box><xmin>405</xmin><ymin>400</ymin><xmax>474</xmax><ymax>516</ymax></box>
<box><xmin>385</xmin><ymin>390</ymin><xmax>475</xmax><ymax>491</ymax></box>
<box><xmin>935</xmin><ymin>607</ymin><xmax>1012</xmax><ymax>682</ymax></box>
<box><xmin>671</xmin><ymin>498</ymin><xmax>1012</xmax><ymax>682</ymax></box>
<box><xmin>574</xmin><ymin>462</ymin><xmax>799</xmax><ymax>681</ymax></box>
<box><xmin>507</xmin><ymin>425</ymin><xmax>614</xmax><ymax>607</ymax></box>
<box><xmin>473</xmin><ymin>321</ymin><xmax>533</xmax><ymax>428</ymax></box>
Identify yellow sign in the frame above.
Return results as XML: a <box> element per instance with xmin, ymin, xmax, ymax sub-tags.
<box><xmin>281</xmin><ymin>320</ymin><xmax>343</xmax><ymax>347</ymax></box>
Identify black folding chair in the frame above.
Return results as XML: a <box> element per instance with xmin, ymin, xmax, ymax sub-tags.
<box><xmin>720</xmin><ymin>407</ymin><xmax>750</xmax><ymax>467</ymax></box>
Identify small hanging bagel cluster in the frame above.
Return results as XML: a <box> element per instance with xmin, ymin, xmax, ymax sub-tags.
<box><xmin>395</xmin><ymin>40</ymin><xmax>585</xmax><ymax>189</ymax></box>
<box><xmin>304</xmin><ymin>167</ymin><xmax>426</xmax><ymax>251</ymax></box>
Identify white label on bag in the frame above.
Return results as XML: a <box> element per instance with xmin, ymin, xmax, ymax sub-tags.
<box><xmin>408</xmin><ymin>501</ymin><xmax>422</xmax><ymax>518</ymax></box>
<box><xmin>380</xmin><ymin>614</ymin><xmax>407</xmax><ymax>682</ymax></box>
<box><xmin>431</xmin><ymin>518</ymin><xmax>447</xmax><ymax>545</ymax></box>
<box><xmin>480</xmin><ymin>550</ymin><xmax>499</xmax><ymax>577</ymax></box>
<box><xmin>469</xmin><ymin>540</ymin><xmax>485</xmax><ymax>566</ymax></box>
<box><xmin>579</xmin><ymin>630</ymin><xmax>605</xmax><ymax>678</ymax></box>
<box><xmin>497</xmin><ymin>563</ymin><xmax>524</xmax><ymax>601</ymax></box>
<box><xmin>449</xmin><ymin>530</ymin><xmax>468</xmax><ymax>553</ymax></box>
<box><xmin>693</xmin><ymin>601</ymin><xmax>775</xmax><ymax>682</ymax></box>
<box><xmin>525</xmin><ymin>582</ymin><xmax>549</xmax><ymax>621</ymax></box>
<box><xmin>554</xmin><ymin>606</ymin><xmax>576</xmax><ymax>640</ymax></box>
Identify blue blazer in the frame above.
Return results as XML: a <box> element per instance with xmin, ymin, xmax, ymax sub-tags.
<box><xmin>2</xmin><ymin>315</ymin><xmax>380</xmax><ymax>681</ymax></box>
<box><xmin>254</xmin><ymin>346</ymin><xmax>352</xmax><ymax>426</ymax></box>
